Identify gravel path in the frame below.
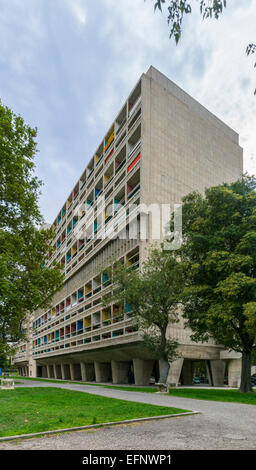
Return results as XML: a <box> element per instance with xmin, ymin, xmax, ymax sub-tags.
<box><xmin>0</xmin><ymin>380</ymin><xmax>256</xmax><ymax>450</ymax></box>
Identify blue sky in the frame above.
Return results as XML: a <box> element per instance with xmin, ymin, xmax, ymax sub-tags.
<box><xmin>0</xmin><ymin>0</ymin><xmax>255</xmax><ymax>223</ymax></box>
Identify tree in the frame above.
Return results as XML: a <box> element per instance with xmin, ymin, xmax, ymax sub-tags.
<box><xmin>0</xmin><ymin>101</ymin><xmax>64</xmax><ymax>353</ymax></box>
<box><xmin>175</xmin><ymin>175</ymin><xmax>256</xmax><ymax>393</ymax></box>
<box><xmin>103</xmin><ymin>246</ymin><xmax>181</xmax><ymax>384</ymax></box>
<box><xmin>152</xmin><ymin>0</ymin><xmax>256</xmax><ymax>94</ymax></box>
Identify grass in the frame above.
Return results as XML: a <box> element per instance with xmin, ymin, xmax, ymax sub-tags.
<box><xmin>11</xmin><ymin>376</ymin><xmax>157</xmax><ymax>393</ymax></box>
<box><xmin>169</xmin><ymin>388</ymin><xmax>256</xmax><ymax>405</ymax></box>
<box><xmin>0</xmin><ymin>387</ymin><xmax>188</xmax><ymax>437</ymax></box>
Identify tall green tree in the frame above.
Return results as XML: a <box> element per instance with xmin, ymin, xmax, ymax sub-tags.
<box><xmin>0</xmin><ymin>101</ymin><xmax>64</xmax><ymax>354</ymax></box>
<box><xmin>176</xmin><ymin>175</ymin><xmax>256</xmax><ymax>393</ymax></box>
<box><xmin>103</xmin><ymin>247</ymin><xmax>180</xmax><ymax>384</ymax></box>
<box><xmin>151</xmin><ymin>0</ymin><xmax>256</xmax><ymax>94</ymax></box>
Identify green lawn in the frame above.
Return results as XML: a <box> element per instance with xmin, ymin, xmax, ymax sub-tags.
<box><xmin>169</xmin><ymin>388</ymin><xmax>256</xmax><ymax>405</ymax></box>
<box><xmin>11</xmin><ymin>376</ymin><xmax>157</xmax><ymax>393</ymax></box>
<box><xmin>0</xmin><ymin>387</ymin><xmax>188</xmax><ymax>437</ymax></box>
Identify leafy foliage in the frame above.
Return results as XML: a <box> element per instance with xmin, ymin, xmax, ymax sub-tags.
<box><xmin>175</xmin><ymin>174</ymin><xmax>256</xmax><ymax>392</ymax></box>
<box><xmin>103</xmin><ymin>246</ymin><xmax>181</xmax><ymax>382</ymax></box>
<box><xmin>0</xmin><ymin>101</ymin><xmax>64</xmax><ymax>348</ymax></box>
<box><xmin>246</xmin><ymin>43</ymin><xmax>256</xmax><ymax>95</ymax></box>
<box><xmin>152</xmin><ymin>0</ymin><xmax>255</xmax><ymax>95</ymax></box>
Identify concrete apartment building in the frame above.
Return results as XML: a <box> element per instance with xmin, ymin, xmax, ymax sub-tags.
<box><xmin>13</xmin><ymin>66</ymin><xmax>243</xmax><ymax>387</ymax></box>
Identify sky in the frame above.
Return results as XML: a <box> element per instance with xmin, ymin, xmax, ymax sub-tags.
<box><xmin>0</xmin><ymin>0</ymin><xmax>255</xmax><ymax>223</ymax></box>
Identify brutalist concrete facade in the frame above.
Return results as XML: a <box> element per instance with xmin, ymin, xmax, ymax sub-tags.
<box><xmin>13</xmin><ymin>66</ymin><xmax>243</xmax><ymax>387</ymax></box>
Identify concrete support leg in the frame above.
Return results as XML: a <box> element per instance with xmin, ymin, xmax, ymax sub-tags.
<box><xmin>211</xmin><ymin>360</ymin><xmax>225</xmax><ymax>386</ymax></box>
<box><xmin>133</xmin><ymin>359</ymin><xmax>154</xmax><ymax>386</ymax></box>
<box><xmin>228</xmin><ymin>359</ymin><xmax>242</xmax><ymax>387</ymax></box>
<box><xmin>46</xmin><ymin>365</ymin><xmax>51</xmax><ymax>379</ymax></box>
<box><xmin>111</xmin><ymin>361</ymin><xmax>130</xmax><ymax>384</ymax></box>
<box><xmin>167</xmin><ymin>358</ymin><xmax>184</xmax><ymax>386</ymax></box>
<box><xmin>206</xmin><ymin>361</ymin><xmax>213</xmax><ymax>386</ymax></box>
<box><xmin>55</xmin><ymin>365</ymin><xmax>62</xmax><ymax>379</ymax></box>
<box><xmin>60</xmin><ymin>363</ymin><xmax>65</xmax><ymax>380</ymax></box>
<box><xmin>182</xmin><ymin>360</ymin><xmax>194</xmax><ymax>385</ymax></box>
<box><xmin>80</xmin><ymin>362</ymin><xmax>95</xmax><ymax>382</ymax></box>
<box><xmin>53</xmin><ymin>364</ymin><xmax>57</xmax><ymax>379</ymax></box>
<box><xmin>42</xmin><ymin>365</ymin><xmax>48</xmax><ymax>378</ymax></box>
<box><xmin>70</xmin><ymin>363</ymin><xmax>75</xmax><ymax>381</ymax></box>
<box><xmin>50</xmin><ymin>365</ymin><xmax>54</xmax><ymax>378</ymax></box>
<box><xmin>94</xmin><ymin>362</ymin><xmax>112</xmax><ymax>383</ymax></box>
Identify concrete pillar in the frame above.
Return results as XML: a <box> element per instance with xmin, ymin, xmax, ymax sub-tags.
<box><xmin>60</xmin><ymin>363</ymin><xmax>65</xmax><ymax>380</ymax></box>
<box><xmin>61</xmin><ymin>363</ymin><xmax>71</xmax><ymax>380</ymax></box>
<box><xmin>46</xmin><ymin>365</ymin><xmax>51</xmax><ymax>379</ymax></box>
<box><xmin>182</xmin><ymin>360</ymin><xmax>194</xmax><ymax>385</ymax></box>
<box><xmin>70</xmin><ymin>363</ymin><xmax>75</xmax><ymax>381</ymax></box>
<box><xmin>133</xmin><ymin>359</ymin><xmax>154</xmax><ymax>386</ymax></box>
<box><xmin>228</xmin><ymin>358</ymin><xmax>242</xmax><ymax>387</ymax></box>
<box><xmin>80</xmin><ymin>362</ymin><xmax>95</xmax><ymax>382</ymax></box>
<box><xmin>94</xmin><ymin>362</ymin><xmax>112</xmax><ymax>383</ymax></box>
<box><xmin>55</xmin><ymin>364</ymin><xmax>62</xmax><ymax>379</ymax></box>
<box><xmin>206</xmin><ymin>360</ymin><xmax>213</xmax><ymax>386</ymax></box>
<box><xmin>42</xmin><ymin>365</ymin><xmax>48</xmax><ymax>378</ymax></box>
<box><xmin>53</xmin><ymin>364</ymin><xmax>57</xmax><ymax>379</ymax></box>
<box><xmin>167</xmin><ymin>358</ymin><xmax>184</xmax><ymax>386</ymax></box>
<box><xmin>111</xmin><ymin>361</ymin><xmax>130</xmax><ymax>384</ymax></box>
<box><xmin>29</xmin><ymin>359</ymin><xmax>36</xmax><ymax>378</ymax></box>
<box><xmin>211</xmin><ymin>360</ymin><xmax>225</xmax><ymax>386</ymax></box>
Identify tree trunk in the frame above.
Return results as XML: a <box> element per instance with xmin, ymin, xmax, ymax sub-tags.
<box><xmin>158</xmin><ymin>324</ymin><xmax>169</xmax><ymax>384</ymax></box>
<box><xmin>239</xmin><ymin>350</ymin><xmax>253</xmax><ymax>393</ymax></box>
<box><xmin>158</xmin><ymin>357</ymin><xmax>170</xmax><ymax>384</ymax></box>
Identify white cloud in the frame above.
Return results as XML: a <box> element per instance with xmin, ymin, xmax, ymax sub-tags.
<box><xmin>1</xmin><ymin>0</ymin><xmax>255</xmax><ymax>222</ymax></box>
<box><xmin>100</xmin><ymin>0</ymin><xmax>256</xmax><ymax>175</ymax></box>
<box><xmin>65</xmin><ymin>0</ymin><xmax>87</xmax><ymax>25</ymax></box>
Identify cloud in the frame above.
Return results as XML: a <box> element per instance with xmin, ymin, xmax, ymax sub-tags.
<box><xmin>0</xmin><ymin>0</ymin><xmax>255</xmax><ymax>223</ymax></box>
<box><xmin>65</xmin><ymin>0</ymin><xmax>87</xmax><ymax>25</ymax></box>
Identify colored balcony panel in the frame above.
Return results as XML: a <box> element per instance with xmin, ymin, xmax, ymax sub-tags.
<box><xmin>78</xmin><ymin>239</ymin><xmax>85</xmax><ymax>250</ymax></box>
<box><xmin>86</xmin><ymin>199</ymin><xmax>93</xmax><ymax>209</ymax></box>
<box><xmin>128</xmin><ymin>153</ymin><xmax>141</xmax><ymax>173</ymax></box>
<box><xmin>104</xmin><ymin>130</ymin><xmax>115</xmax><ymax>152</ymax></box>
<box><xmin>105</xmin><ymin>148</ymin><xmax>114</xmax><ymax>165</ymax></box>
<box><xmin>72</xmin><ymin>217</ymin><xmax>78</xmax><ymax>228</ymax></box>
<box><xmin>115</xmin><ymin>158</ymin><xmax>126</xmax><ymax>173</ymax></box>
<box><xmin>77</xmin><ymin>320</ymin><xmax>83</xmax><ymax>331</ymax></box>
<box><xmin>125</xmin><ymin>302</ymin><xmax>132</xmax><ymax>313</ymax></box>
<box><xmin>102</xmin><ymin>272</ymin><xmax>110</xmax><ymax>285</ymax></box>
<box><xmin>78</xmin><ymin>288</ymin><xmax>84</xmax><ymax>301</ymax></box>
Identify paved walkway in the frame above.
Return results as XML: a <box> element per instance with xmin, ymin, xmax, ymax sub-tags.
<box><xmin>1</xmin><ymin>380</ymin><xmax>256</xmax><ymax>450</ymax></box>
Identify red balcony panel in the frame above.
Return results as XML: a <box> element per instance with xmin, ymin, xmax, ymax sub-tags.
<box><xmin>128</xmin><ymin>153</ymin><xmax>141</xmax><ymax>173</ymax></box>
<box><xmin>105</xmin><ymin>148</ymin><xmax>114</xmax><ymax>165</ymax></box>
